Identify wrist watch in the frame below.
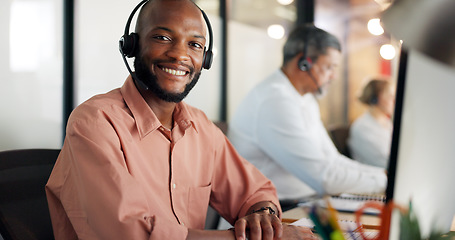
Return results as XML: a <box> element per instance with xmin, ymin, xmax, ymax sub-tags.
<box><xmin>251</xmin><ymin>206</ymin><xmax>276</xmax><ymax>215</ymax></box>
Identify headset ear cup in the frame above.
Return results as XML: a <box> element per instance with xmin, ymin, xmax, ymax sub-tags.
<box><xmin>298</xmin><ymin>57</ymin><xmax>312</xmax><ymax>72</ymax></box>
<box><xmin>120</xmin><ymin>33</ymin><xmax>139</xmax><ymax>58</ymax></box>
<box><xmin>370</xmin><ymin>96</ymin><xmax>378</xmax><ymax>105</ymax></box>
<box><xmin>202</xmin><ymin>49</ymin><xmax>213</xmax><ymax>70</ymax></box>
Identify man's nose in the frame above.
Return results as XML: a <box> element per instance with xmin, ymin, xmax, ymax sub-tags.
<box><xmin>166</xmin><ymin>42</ymin><xmax>191</xmax><ymax>62</ymax></box>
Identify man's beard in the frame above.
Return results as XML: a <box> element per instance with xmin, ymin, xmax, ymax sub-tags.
<box><xmin>134</xmin><ymin>57</ymin><xmax>201</xmax><ymax>103</ymax></box>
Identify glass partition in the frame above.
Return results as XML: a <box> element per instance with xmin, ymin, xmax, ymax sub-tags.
<box><xmin>0</xmin><ymin>0</ymin><xmax>63</xmax><ymax>151</ymax></box>
<box><xmin>226</xmin><ymin>0</ymin><xmax>294</xmax><ymax>120</ymax></box>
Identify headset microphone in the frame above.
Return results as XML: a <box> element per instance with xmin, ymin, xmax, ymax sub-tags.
<box><xmin>307</xmin><ymin>69</ymin><xmax>322</xmax><ymax>95</ymax></box>
<box><xmin>118</xmin><ymin>0</ymin><xmax>214</xmax><ymax>90</ymax></box>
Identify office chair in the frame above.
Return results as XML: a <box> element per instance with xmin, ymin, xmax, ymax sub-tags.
<box><xmin>0</xmin><ymin>149</ymin><xmax>60</xmax><ymax>240</ymax></box>
<box><xmin>328</xmin><ymin>125</ymin><xmax>352</xmax><ymax>158</ymax></box>
<box><xmin>204</xmin><ymin>206</ymin><xmax>221</xmax><ymax>230</ymax></box>
<box><xmin>214</xmin><ymin>121</ymin><xmax>228</xmax><ymax>135</ymax></box>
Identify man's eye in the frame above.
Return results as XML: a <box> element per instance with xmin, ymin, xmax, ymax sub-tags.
<box><xmin>190</xmin><ymin>42</ymin><xmax>203</xmax><ymax>49</ymax></box>
<box><xmin>154</xmin><ymin>35</ymin><xmax>170</xmax><ymax>41</ymax></box>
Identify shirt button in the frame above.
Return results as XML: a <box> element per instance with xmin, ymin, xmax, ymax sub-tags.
<box><xmin>173</xmin><ymin>183</ymin><xmax>176</xmax><ymax>189</ymax></box>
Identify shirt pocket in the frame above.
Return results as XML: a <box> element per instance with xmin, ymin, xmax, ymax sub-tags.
<box><xmin>187</xmin><ymin>183</ymin><xmax>212</xmax><ymax>229</ymax></box>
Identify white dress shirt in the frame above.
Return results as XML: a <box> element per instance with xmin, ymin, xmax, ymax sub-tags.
<box><xmin>348</xmin><ymin>111</ymin><xmax>393</xmax><ymax>169</ymax></box>
<box><xmin>229</xmin><ymin>70</ymin><xmax>387</xmax><ymax>199</ymax></box>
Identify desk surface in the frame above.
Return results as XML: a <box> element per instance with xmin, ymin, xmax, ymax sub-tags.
<box><xmin>282</xmin><ymin>206</ymin><xmax>379</xmax><ymax>228</ymax></box>
<box><xmin>283</xmin><ymin>206</ymin><xmax>455</xmax><ymax>232</ymax></box>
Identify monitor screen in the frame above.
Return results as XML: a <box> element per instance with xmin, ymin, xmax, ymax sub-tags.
<box><xmin>386</xmin><ymin>48</ymin><xmax>455</xmax><ymax>238</ymax></box>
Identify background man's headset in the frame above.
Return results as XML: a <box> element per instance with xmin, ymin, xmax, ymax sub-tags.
<box><xmin>298</xmin><ymin>31</ymin><xmax>312</xmax><ymax>72</ymax></box>
<box><xmin>369</xmin><ymin>95</ymin><xmax>378</xmax><ymax>105</ymax></box>
<box><xmin>297</xmin><ymin>26</ymin><xmax>322</xmax><ymax>94</ymax></box>
<box><xmin>118</xmin><ymin>0</ymin><xmax>214</xmax><ymax>89</ymax></box>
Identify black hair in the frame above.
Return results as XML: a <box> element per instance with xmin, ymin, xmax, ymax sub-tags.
<box><xmin>282</xmin><ymin>24</ymin><xmax>341</xmax><ymax>67</ymax></box>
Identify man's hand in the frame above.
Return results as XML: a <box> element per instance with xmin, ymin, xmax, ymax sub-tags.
<box><xmin>281</xmin><ymin>224</ymin><xmax>318</xmax><ymax>240</ymax></box>
<box><xmin>232</xmin><ymin>209</ymin><xmax>316</xmax><ymax>240</ymax></box>
<box><xmin>233</xmin><ymin>209</ymin><xmax>282</xmax><ymax>240</ymax></box>
<box><xmin>234</xmin><ymin>214</ymin><xmax>318</xmax><ymax>240</ymax></box>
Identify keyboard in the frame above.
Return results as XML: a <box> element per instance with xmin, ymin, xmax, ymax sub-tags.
<box><xmin>317</xmin><ymin>193</ymin><xmax>385</xmax><ymax>215</ymax></box>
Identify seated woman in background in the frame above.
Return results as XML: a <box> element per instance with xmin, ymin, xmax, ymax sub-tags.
<box><xmin>348</xmin><ymin>77</ymin><xmax>396</xmax><ymax>169</ymax></box>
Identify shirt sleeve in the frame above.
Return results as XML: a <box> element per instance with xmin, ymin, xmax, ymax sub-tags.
<box><xmin>207</xmin><ymin>123</ymin><xmax>281</xmax><ymax>225</ymax></box>
<box><xmin>254</xmin><ymin>97</ymin><xmax>387</xmax><ymax>196</ymax></box>
<box><xmin>61</xmin><ymin>116</ymin><xmax>188</xmax><ymax>239</ymax></box>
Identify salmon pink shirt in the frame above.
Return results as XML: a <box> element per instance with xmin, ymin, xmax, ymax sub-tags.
<box><xmin>46</xmin><ymin>77</ymin><xmax>280</xmax><ymax>240</ymax></box>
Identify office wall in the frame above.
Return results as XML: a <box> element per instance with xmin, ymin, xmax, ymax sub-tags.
<box><xmin>0</xmin><ymin>0</ymin><xmax>63</xmax><ymax>151</ymax></box>
<box><xmin>227</xmin><ymin>22</ymin><xmax>285</xmax><ymax>120</ymax></box>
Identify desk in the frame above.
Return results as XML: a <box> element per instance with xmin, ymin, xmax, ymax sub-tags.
<box><xmin>282</xmin><ymin>206</ymin><xmax>380</xmax><ymax>229</ymax></box>
<box><xmin>283</xmin><ymin>206</ymin><xmax>455</xmax><ymax>237</ymax></box>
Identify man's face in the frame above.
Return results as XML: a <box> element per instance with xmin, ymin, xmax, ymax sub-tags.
<box><xmin>134</xmin><ymin>0</ymin><xmax>206</xmax><ymax>102</ymax></box>
<box><xmin>311</xmin><ymin>47</ymin><xmax>341</xmax><ymax>98</ymax></box>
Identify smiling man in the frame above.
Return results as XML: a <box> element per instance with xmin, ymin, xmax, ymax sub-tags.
<box><xmin>229</xmin><ymin>25</ymin><xmax>387</xmax><ymax>209</ymax></box>
<box><xmin>45</xmin><ymin>0</ymin><xmax>314</xmax><ymax>239</ymax></box>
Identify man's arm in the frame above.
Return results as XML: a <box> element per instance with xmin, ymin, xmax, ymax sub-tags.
<box><xmin>204</xmin><ymin>123</ymin><xmax>315</xmax><ymax>239</ymax></box>
<box><xmin>256</xmin><ymin>97</ymin><xmax>386</xmax><ymax>195</ymax></box>
<box><xmin>207</xmin><ymin>127</ymin><xmax>282</xmax><ymax>225</ymax></box>
<box><xmin>187</xmin><ymin>226</ymin><xmax>315</xmax><ymax>240</ymax></box>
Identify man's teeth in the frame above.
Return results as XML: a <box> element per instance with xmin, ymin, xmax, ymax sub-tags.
<box><xmin>162</xmin><ymin>67</ymin><xmax>186</xmax><ymax>76</ymax></box>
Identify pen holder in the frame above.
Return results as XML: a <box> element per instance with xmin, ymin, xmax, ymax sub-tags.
<box><xmin>355</xmin><ymin>200</ymin><xmax>407</xmax><ymax>240</ymax></box>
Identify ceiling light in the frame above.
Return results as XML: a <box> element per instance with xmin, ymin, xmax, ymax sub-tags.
<box><xmin>277</xmin><ymin>0</ymin><xmax>294</xmax><ymax>6</ymax></box>
<box><xmin>267</xmin><ymin>24</ymin><xmax>285</xmax><ymax>39</ymax></box>
<box><xmin>380</xmin><ymin>44</ymin><xmax>396</xmax><ymax>60</ymax></box>
<box><xmin>367</xmin><ymin>18</ymin><xmax>384</xmax><ymax>36</ymax></box>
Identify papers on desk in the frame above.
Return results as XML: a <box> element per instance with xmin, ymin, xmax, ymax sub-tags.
<box><xmin>290</xmin><ymin>217</ymin><xmax>358</xmax><ymax>231</ymax></box>
<box><xmin>291</xmin><ymin>218</ymin><xmax>379</xmax><ymax>240</ymax></box>
<box><xmin>287</xmin><ymin>195</ymin><xmax>384</xmax><ymax>240</ymax></box>
<box><xmin>299</xmin><ymin>193</ymin><xmax>385</xmax><ymax>215</ymax></box>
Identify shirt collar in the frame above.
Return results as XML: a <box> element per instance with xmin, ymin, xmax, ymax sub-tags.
<box><xmin>120</xmin><ymin>76</ymin><xmax>198</xmax><ymax>139</ymax></box>
<box><xmin>173</xmin><ymin>101</ymin><xmax>198</xmax><ymax>134</ymax></box>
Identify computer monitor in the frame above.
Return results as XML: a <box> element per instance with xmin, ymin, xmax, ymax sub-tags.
<box><xmin>385</xmin><ymin>48</ymin><xmax>455</xmax><ymax>239</ymax></box>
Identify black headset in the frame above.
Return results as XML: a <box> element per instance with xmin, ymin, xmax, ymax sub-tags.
<box><xmin>298</xmin><ymin>28</ymin><xmax>313</xmax><ymax>72</ymax></box>
<box><xmin>119</xmin><ymin>0</ymin><xmax>214</xmax><ymax>80</ymax></box>
<box><xmin>298</xmin><ymin>26</ymin><xmax>322</xmax><ymax>94</ymax></box>
<box><xmin>369</xmin><ymin>95</ymin><xmax>379</xmax><ymax>105</ymax></box>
